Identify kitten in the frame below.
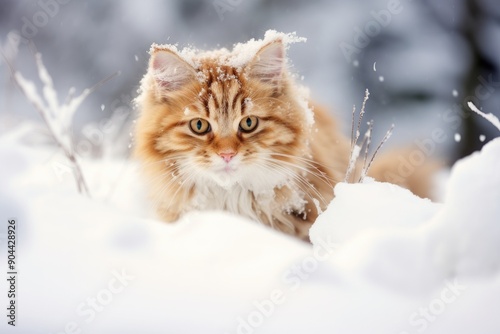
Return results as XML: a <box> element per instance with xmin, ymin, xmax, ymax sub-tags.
<box><xmin>134</xmin><ymin>31</ymin><xmax>435</xmax><ymax>240</ymax></box>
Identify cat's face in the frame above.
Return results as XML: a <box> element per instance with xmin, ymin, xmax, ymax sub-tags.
<box><xmin>136</xmin><ymin>39</ymin><xmax>311</xmax><ymax>192</ymax></box>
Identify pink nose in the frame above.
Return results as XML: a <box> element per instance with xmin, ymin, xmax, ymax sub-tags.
<box><xmin>219</xmin><ymin>152</ymin><xmax>236</xmax><ymax>163</ymax></box>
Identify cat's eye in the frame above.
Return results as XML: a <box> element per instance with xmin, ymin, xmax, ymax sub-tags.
<box><xmin>239</xmin><ymin>116</ymin><xmax>259</xmax><ymax>133</ymax></box>
<box><xmin>189</xmin><ymin>118</ymin><xmax>211</xmax><ymax>135</ymax></box>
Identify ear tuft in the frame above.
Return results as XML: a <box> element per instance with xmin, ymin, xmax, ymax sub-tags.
<box><xmin>247</xmin><ymin>40</ymin><xmax>285</xmax><ymax>85</ymax></box>
<box><xmin>150</xmin><ymin>48</ymin><xmax>195</xmax><ymax>91</ymax></box>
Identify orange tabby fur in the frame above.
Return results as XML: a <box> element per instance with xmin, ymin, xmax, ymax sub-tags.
<box><xmin>134</xmin><ymin>34</ymin><xmax>436</xmax><ymax>240</ymax></box>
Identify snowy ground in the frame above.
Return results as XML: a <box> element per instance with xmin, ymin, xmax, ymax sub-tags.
<box><xmin>1</xmin><ymin>2</ymin><xmax>499</xmax><ymax>332</ymax></box>
<box><xmin>1</xmin><ymin>108</ymin><xmax>499</xmax><ymax>334</ymax></box>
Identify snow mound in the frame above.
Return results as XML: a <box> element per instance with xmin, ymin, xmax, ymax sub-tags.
<box><xmin>310</xmin><ymin>137</ymin><xmax>500</xmax><ymax>292</ymax></box>
<box><xmin>309</xmin><ymin>178</ymin><xmax>441</xmax><ymax>246</ymax></box>
<box><xmin>433</xmin><ymin>137</ymin><xmax>500</xmax><ymax>277</ymax></box>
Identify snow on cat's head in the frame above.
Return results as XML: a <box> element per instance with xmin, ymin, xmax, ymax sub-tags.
<box><xmin>134</xmin><ymin>31</ymin><xmax>312</xmax><ymax>192</ymax></box>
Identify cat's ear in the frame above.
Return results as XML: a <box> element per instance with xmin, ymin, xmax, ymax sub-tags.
<box><xmin>150</xmin><ymin>47</ymin><xmax>196</xmax><ymax>91</ymax></box>
<box><xmin>247</xmin><ymin>39</ymin><xmax>286</xmax><ymax>85</ymax></box>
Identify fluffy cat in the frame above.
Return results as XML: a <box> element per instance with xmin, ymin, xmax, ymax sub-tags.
<box><xmin>134</xmin><ymin>31</ymin><xmax>435</xmax><ymax>240</ymax></box>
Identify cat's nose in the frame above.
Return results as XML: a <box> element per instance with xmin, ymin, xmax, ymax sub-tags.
<box><xmin>219</xmin><ymin>152</ymin><xmax>236</xmax><ymax>163</ymax></box>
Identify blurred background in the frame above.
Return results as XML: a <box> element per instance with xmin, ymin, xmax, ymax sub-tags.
<box><xmin>1</xmin><ymin>0</ymin><xmax>499</xmax><ymax>164</ymax></box>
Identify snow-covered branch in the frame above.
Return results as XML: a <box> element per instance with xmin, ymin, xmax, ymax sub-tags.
<box><xmin>468</xmin><ymin>101</ymin><xmax>500</xmax><ymax>133</ymax></box>
<box><xmin>2</xmin><ymin>49</ymin><xmax>118</xmax><ymax>195</ymax></box>
<box><xmin>345</xmin><ymin>89</ymin><xmax>394</xmax><ymax>183</ymax></box>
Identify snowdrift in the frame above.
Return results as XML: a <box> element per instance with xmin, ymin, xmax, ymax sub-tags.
<box><xmin>1</xmin><ymin>124</ymin><xmax>500</xmax><ymax>333</ymax></box>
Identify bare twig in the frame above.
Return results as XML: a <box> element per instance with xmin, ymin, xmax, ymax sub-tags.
<box><xmin>345</xmin><ymin>89</ymin><xmax>370</xmax><ymax>182</ymax></box>
<box><xmin>344</xmin><ymin>144</ymin><xmax>361</xmax><ymax>182</ymax></box>
<box><xmin>359</xmin><ymin>124</ymin><xmax>394</xmax><ymax>182</ymax></box>
<box><xmin>353</xmin><ymin>89</ymin><xmax>369</xmax><ymax>149</ymax></box>
<box><xmin>361</xmin><ymin>120</ymin><xmax>374</xmax><ymax>173</ymax></box>
<box><xmin>344</xmin><ymin>89</ymin><xmax>394</xmax><ymax>183</ymax></box>
<box><xmin>350</xmin><ymin>105</ymin><xmax>356</xmax><ymax>149</ymax></box>
<box><xmin>468</xmin><ymin>101</ymin><xmax>500</xmax><ymax>132</ymax></box>
<box><xmin>1</xmin><ymin>48</ymin><xmax>118</xmax><ymax>196</ymax></box>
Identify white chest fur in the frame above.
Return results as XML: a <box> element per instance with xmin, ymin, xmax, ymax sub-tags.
<box><xmin>188</xmin><ymin>180</ymin><xmax>273</xmax><ymax>222</ymax></box>
<box><xmin>187</xmin><ymin>176</ymin><xmax>308</xmax><ymax>227</ymax></box>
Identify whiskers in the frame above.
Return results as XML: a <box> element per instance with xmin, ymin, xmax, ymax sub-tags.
<box><xmin>266</xmin><ymin>152</ymin><xmax>342</xmax><ymax>186</ymax></box>
<box><xmin>140</xmin><ymin>150</ymin><xmax>338</xmax><ymax>226</ymax></box>
<box><xmin>254</xmin><ymin>153</ymin><xmax>337</xmax><ymax>209</ymax></box>
<box><xmin>139</xmin><ymin>155</ymin><xmax>201</xmax><ymax>220</ymax></box>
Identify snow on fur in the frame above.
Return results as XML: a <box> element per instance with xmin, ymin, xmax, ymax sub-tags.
<box><xmin>150</xmin><ymin>30</ymin><xmax>306</xmax><ymax>70</ymax></box>
<box><xmin>143</xmin><ymin>30</ymin><xmax>315</xmax><ymax>128</ymax></box>
<box><xmin>3</xmin><ymin>34</ymin><xmax>500</xmax><ymax>333</ymax></box>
